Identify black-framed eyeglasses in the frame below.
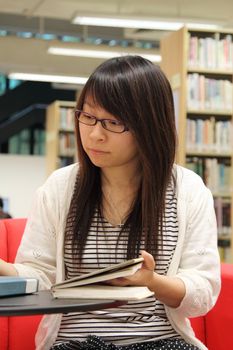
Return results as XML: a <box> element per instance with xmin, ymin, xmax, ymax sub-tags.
<box><xmin>75</xmin><ymin>109</ymin><xmax>129</xmax><ymax>134</ymax></box>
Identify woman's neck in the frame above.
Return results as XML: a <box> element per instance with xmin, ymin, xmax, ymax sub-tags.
<box><xmin>100</xmin><ymin>165</ymin><xmax>141</xmax><ymax>227</ymax></box>
<box><xmin>101</xmin><ymin>164</ymin><xmax>141</xmax><ymax>192</ymax></box>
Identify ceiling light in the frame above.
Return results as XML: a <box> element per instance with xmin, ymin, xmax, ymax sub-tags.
<box><xmin>72</xmin><ymin>15</ymin><xmax>183</xmax><ymax>31</ymax></box>
<box><xmin>48</xmin><ymin>47</ymin><xmax>161</xmax><ymax>62</ymax></box>
<box><xmin>8</xmin><ymin>73</ymin><xmax>88</xmax><ymax>85</ymax></box>
<box><xmin>72</xmin><ymin>14</ymin><xmax>222</xmax><ymax>32</ymax></box>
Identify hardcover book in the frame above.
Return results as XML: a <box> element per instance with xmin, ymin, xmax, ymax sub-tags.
<box><xmin>51</xmin><ymin>257</ymin><xmax>154</xmax><ymax>301</ymax></box>
<box><xmin>0</xmin><ymin>276</ymin><xmax>39</xmax><ymax>297</ymax></box>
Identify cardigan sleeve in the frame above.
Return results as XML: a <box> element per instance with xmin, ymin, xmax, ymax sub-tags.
<box><xmin>13</xmin><ymin>164</ymin><xmax>77</xmax><ymax>289</ymax></box>
<box><xmin>175</xmin><ymin>171</ymin><xmax>221</xmax><ymax>317</ymax></box>
<box><xmin>13</xmin><ymin>175</ymin><xmax>59</xmax><ymax>289</ymax></box>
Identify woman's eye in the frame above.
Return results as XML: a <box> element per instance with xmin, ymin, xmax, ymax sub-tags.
<box><xmin>83</xmin><ymin>113</ymin><xmax>94</xmax><ymax>120</ymax></box>
<box><xmin>108</xmin><ymin>120</ymin><xmax>120</xmax><ymax>126</ymax></box>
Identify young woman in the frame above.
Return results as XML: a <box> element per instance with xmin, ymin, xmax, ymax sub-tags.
<box><xmin>0</xmin><ymin>56</ymin><xmax>220</xmax><ymax>350</ymax></box>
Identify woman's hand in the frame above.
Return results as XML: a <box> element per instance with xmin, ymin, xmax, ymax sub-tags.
<box><xmin>106</xmin><ymin>250</ymin><xmax>186</xmax><ymax>308</ymax></box>
<box><xmin>0</xmin><ymin>259</ymin><xmax>18</xmax><ymax>276</ymax></box>
<box><xmin>106</xmin><ymin>250</ymin><xmax>155</xmax><ymax>288</ymax></box>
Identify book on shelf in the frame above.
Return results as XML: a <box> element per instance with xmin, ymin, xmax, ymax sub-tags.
<box><xmin>214</xmin><ymin>198</ymin><xmax>231</xmax><ymax>236</ymax></box>
<box><xmin>59</xmin><ymin>107</ymin><xmax>74</xmax><ymax>131</ymax></box>
<box><xmin>188</xmin><ymin>33</ymin><xmax>233</xmax><ymax>71</ymax></box>
<box><xmin>0</xmin><ymin>276</ymin><xmax>39</xmax><ymax>297</ymax></box>
<box><xmin>59</xmin><ymin>133</ymin><xmax>75</xmax><ymax>156</ymax></box>
<box><xmin>187</xmin><ymin>73</ymin><xmax>233</xmax><ymax>111</ymax></box>
<box><xmin>218</xmin><ymin>238</ymin><xmax>231</xmax><ymax>263</ymax></box>
<box><xmin>51</xmin><ymin>257</ymin><xmax>154</xmax><ymax>301</ymax></box>
<box><xmin>186</xmin><ymin>117</ymin><xmax>232</xmax><ymax>154</ymax></box>
<box><xmin>186</xmin><ymin>156</ymin><xmax>231</xmax><ymax>194</ymax></box>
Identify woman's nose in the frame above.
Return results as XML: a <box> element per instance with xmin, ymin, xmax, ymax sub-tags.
<box><xmin>89</xmin><ymin>121</ymin><xmax>106</xmax><ymax>140</ymax></box>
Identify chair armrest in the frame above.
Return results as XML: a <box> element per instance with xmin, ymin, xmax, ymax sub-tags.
<box><xmin>205</xmin><ymin>263</ymin><xmax>233</xmax><ymax>350</ymax></box>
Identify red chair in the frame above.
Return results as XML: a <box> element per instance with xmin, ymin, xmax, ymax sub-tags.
<box><xmin>0</xmin><ymin>218</ymin><xmax>43</xmax><ymax>350</ymax></box>
<box><xmin>190</xmin><ymin>263</ymin><xmax>233</xmax><ymax>349</ymax></box>
<box><xmin>0</xmin><ymin>218</ymin><xmax>233</xmax><ymax>350</ymax></box>
<box><xmin>204</xmin><ymin>263</ymin><xmax>233</xmax><ymax>349</ymax></box>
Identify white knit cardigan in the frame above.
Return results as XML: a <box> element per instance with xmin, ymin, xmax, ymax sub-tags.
<box><xmin>14</xmin><ymin>163</ymin><xmax>221</xmax><ymax>350</ymax></box>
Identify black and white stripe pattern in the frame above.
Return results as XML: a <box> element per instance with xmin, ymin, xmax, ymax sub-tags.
<box><xmin>54</xmin><ymin>186</ymin><xmax>180</xmax><ymax>346</ymax></box>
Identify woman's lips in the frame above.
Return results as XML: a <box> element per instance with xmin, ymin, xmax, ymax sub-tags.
<box><xmin>88</xmin><ymin>148</ymin><xmax>109</xmax><ymax>154</ymax></box>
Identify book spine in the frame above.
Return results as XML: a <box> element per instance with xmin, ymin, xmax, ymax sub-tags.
<box><xmin>0</xmin><ymin>278</ymin><xmax>38</xmax><ymax>297</ymax></box>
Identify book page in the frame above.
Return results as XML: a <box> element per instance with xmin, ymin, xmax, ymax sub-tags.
<box><xmin>52</xmin><ymin>257</ymin><xmax>144</xmax><ymax>289</ymax></box>
<box><xmin>52</xmin><ymin>285</ymin><xmax>154</xmax><ymax>301</ymax></box>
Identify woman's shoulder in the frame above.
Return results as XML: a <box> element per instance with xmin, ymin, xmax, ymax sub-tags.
<box><xmin>175</xmin><ymin>164</ymin><xmax>205</xmax><ymax>187</ymax></box>
<box><xmin>42</xmin><ymin>163</ymin><xmax>79</xmax><ymax>193</ymax></box>
<box><xmin>174</xmin><ymin>164</ymin><xmax>211</xmax><ymax>201</ymax></box>
<box><xmin>49</xmin><ymin>163</ymin><xmax>78</xmax><ymax>180</ymax></box>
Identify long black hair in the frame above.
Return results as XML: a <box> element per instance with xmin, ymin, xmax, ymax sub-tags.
<box><xmin>65</xmin><ymin>55</ymin><xmax>177</xmax><ymax>263</ymax></box>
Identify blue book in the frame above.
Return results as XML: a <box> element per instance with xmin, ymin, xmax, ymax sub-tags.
<box><xmin>0</xmin><ymin>277</ymin><xmax>39</xmax><ymax>297</ymax></box>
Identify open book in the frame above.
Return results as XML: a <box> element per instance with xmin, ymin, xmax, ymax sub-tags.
<box><xmin>51</xmin><ymin>257</ymin><xmax>154</xmax><ymax>301</ymax></box>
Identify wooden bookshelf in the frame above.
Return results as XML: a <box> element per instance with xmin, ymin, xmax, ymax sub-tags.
<box><xmin>46</xmin><ymin>100</ymin><xmax>76</xmax><ymax>176</ymax></box>
<box><xmin>161</xmin><ymin>27</ymin><xmax>233</xmax><ymax>263</ymax></box>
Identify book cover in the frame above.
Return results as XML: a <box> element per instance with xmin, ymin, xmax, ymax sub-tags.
<box><xmin>51</xmin><ymin>257</ymin><xmax>154</xmax><ymax>301</ymax></box>
<box><xmin>0</xmin><ymin>277</ymin><xmax>39</xmax><ymax>297</ymax></box>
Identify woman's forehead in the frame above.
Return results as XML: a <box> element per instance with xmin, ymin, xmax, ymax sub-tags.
<box><xmin>83</xmin><ymin>94</ymin><xmax>105</xmax><ymax>110</ymax></box>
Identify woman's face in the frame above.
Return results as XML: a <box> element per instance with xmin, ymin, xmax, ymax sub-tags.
<box><xmin>79</xmin><ymin>98</ymin><xmax>139</xmax><ymax>171</ymax></box>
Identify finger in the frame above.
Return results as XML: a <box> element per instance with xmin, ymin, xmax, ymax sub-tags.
<box><xmin>140</xmin><ymin>250</ymin><xmax>155</xmax><ymax>271</ymax></box>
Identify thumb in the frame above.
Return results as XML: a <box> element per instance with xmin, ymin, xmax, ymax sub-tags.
<box><xmin>140</xmin><ymin>250</ymin><xmax>155</xmax><ymax>271</ymax></box>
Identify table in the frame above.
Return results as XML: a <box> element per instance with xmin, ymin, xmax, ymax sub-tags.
<box><xmin>0</xmin><ymin>290</ymin><xmax>127</xmax><ymax>316</ymax></box>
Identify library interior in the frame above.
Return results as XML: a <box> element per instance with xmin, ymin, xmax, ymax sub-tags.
<box><xmin>0</xmin><ymin>1</ymin><xmax>233</xmax><ymax>350</ymax></box>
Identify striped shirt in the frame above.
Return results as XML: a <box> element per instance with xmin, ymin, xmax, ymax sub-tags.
<box><xmin>54</xmin><ymin>186</ymin><xmax>180</xmax><ymax>346</ymax></box>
